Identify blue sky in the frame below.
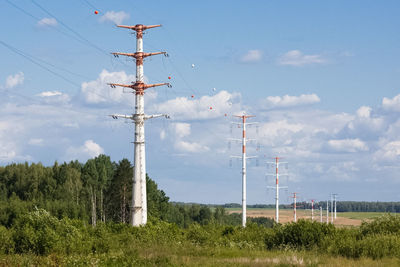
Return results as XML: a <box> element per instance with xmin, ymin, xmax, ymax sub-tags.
<box><xmin>1</xmin><ymin>0</ymin><xmax>400</xmax><ymax>204</ymax></box>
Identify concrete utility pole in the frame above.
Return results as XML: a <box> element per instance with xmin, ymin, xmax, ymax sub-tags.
<box><xmin>320</xmin><ymin>206</ymin><xmax>322</xmax><ymax>223</ymax></box>
<box><xmin>267</xmin><ymin>157</ymin><xmax>287</xmax><ymax>224</ymax></box>
<box><xmin>331</xmin><ymin>194</ymin><xmax>334</xmax><ymax>223</ymax></box>
<box><xmin>326</xmin><ymin>199</ymin><xmax>329</xmax><ymax>224</ymax></box>
<box><xmin>311</xmin><ymin>199</ymin><xmax>314</xmax><ymax>221</ymax></box>
<box><xmin>109</xmin><ymin>24</ymin><xmax>170</xmax><ymax>226</ymax></box>
<box><xmin>230</xmin><ymin>114</ymin><xmax>257</xmax><ymax>227</ymax></box>
<box><xmin>332</xmin><ymin>193</ymin><xmax>338</xmax><ymax>220</ymax></box>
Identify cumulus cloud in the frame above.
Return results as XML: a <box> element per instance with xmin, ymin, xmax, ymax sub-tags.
<box><xmin>262</xmin><ymin>94</ymin><xmax>320</xmax><ymax>109</ymax></box>
<box><xmin>327</xmin><ymin>138</ymin><xmax>368</xmax><ymax>153</ymax></box>
<box><xmin>37</xmin><ymin>17</ymin><xmax>57</xmax><ymax>27</ymax></box>
<box><xmin>153</xmin><ymin>90</ymin><xmax>240</xmax><ymax>120</ymax></box>
<box><xmin>174</xmin><ymin>123</ymin><xmax>191</xmax><ymax>138</ymax></box>
<box><xmin>81</xmin><ymin>69</ymin><xmax>135</xmax><ymax>105</ymax></box>
<box><xmin>382</xmin><ymin>94</ymin><xmax>400</xmax><ymax>112</ymax></box>
<box><xmin>66</xmin><ymin>140</ymin><xmax>104</xmax><ymax>161</ymax></box>
<box><xmin>36</xmin><ymin>91</ymin><xmax>70</xmax><ymax>104</ymax></box>
<box><xmin>28</xmin><ymin>138</ymin><xmax>44</xmax><ymax>146</ymax></box>
<box><xmin>99</xmin><ymin>11</ymin><xmax>130</xmax><ymax>24</ymax></box>
<box><xmin>240</xmin><ymin>50</ymin><xmax>263</xmax><ymax>63</ymax></box>
<box><xmin>374</xmin><ymin>140</ymin><xmax>400</xmax><ymax>161</ymax></box>
<box><xmin>5</xmin><ymin>72</ymin><xmax>24</xmax><ymax>88</ymax></box>
<box><xmin>278</xmin><ymin>50</ymin><xmax>326</xmax><ymax>66</ymax></box>
<box><xmin>37</xmin><ymin>91</ymin><xmax>62</xmax><ymax>97</ymax></box>
<box><xmin>174</xmin><ymin>141</ymin><xmax>209</xmax><ymax>153</ymax></box>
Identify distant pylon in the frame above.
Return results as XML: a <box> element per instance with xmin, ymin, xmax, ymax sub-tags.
<box><xmin>108</xmin><ymin>24</ymin><xmax>170</xmax><ymax>227</ymax></box>
<box><xmin>291</xmin><ymin>192</ymin><xmax>298</xmax><ymax>222</ymax></box>
<box><xmin>267</xmin><ymin>157</ymin><xmax>288</xmax><ymax>223</ymax></box>
<box><xmin>230</xmin><ymin>114</ymin><xmax>257</xmax><ymax>227</ymax></box>
<box><xmin>311</xmin><ymin>199</ymin><xmax>314</xmax><ymax>221</ymax></box>
<box><xmin>320</xmin><ymin>206</ymin><xmax>322</xmax><ymax>223</ymax></box>
<box><xmin>326</xmin><ymin>199</ymin><xmax>329</xmax><ymax>224</ymax></box>
<box><xmin>332</xmin><ymin>193</ymin><xmax>338</xmax><ymax>220</ymax></box>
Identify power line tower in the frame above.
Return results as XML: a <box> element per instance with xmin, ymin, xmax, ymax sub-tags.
<box><xmin>311</xmin><ymin>199</ymin><xmax>315</xmax><ymax>221</ymax></box>
<box><xmin>332</xmin><ymin>193</ymin><xmax>338</xmax><ymax>220</ymax></box>
<box><xmin>330</xmin><ymin>194</ymin><xmax>334</xmax><ymax>223</ymax></box>
<box><xmin>108</xmin><ymin>24</ymin><xmax>170</xmax><ymax>227</ymax></box>
<box><xmin>230</xmin><ymin>114</ymin><xmax>257</xmax><ymax>227</ymax></box>
<box><xmin>320</xmin><ymin>206</ymin><xmax>323</xmax><ymax>223</ymax></box>
<box><xmin>326</xmin><ymin>199</ymin><xmax>329</xmax><ymax>224</ymax></box>
<box><xmin>267</xmin><ymin>157</ymin><xmax>288</xmax><ymax>223</ymax></box>
<box><xmin>291</xmin><ymin>192</ymin><xmax>298</xmax><ymax>222</ymax></box>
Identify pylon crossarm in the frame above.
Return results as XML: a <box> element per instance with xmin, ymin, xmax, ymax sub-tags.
<box><xmin>108</xmin><ymin>83</ymin><xmax>133</xmax><ymax>89</ymax></box>
<box><xmin>117</xmin><ymin>24</ymin><xmax>161</xmax><ymax>31</ymax></box>
<box><xmin>144</xmin><ymin>114</ymin><xmax>170</xmax><ymax>120</ymax></box>
<box><xmin>145</xmin><ymin>82</ymin><xmax>171</xmax><ymax>89</ymax></box>
<box><xmin>246</xmin><ymin>156</ymin><xmax>257</xmax><ymax>159</ymax></box>
<box><xmin>111</xmin><ymin>51</ymin><xmax>167</xmax><ymax>58</ymax></box>
<box><xmin>230</xmin><ymin>156</ymin><xmax>241</xmax><ymax>158</ymax></box>
<box><xmin>109</xmin><ymin>114</ymin><xmax>133</xmax><ymax>120</ymax></box>
<box><xmin>228</xmin><ymin>138</ymin><xmax>241</xmax><ymax>142</ymax></box>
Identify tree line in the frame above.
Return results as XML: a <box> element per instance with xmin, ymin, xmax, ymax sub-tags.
<box><xmin>0</xmin><ymin>156</ymin><xmax>273</xmax><ymax>228</ymax></box>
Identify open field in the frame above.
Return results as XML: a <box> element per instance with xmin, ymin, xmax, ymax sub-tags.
<box><xmin>227</xmin><ymin>208</ymin><xmax>397</xmax><ymax>226</ymax></box>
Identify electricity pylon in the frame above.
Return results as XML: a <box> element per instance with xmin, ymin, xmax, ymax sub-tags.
<box><xmin>109</xmin><ymin>24</ymin><xmax>170</xmax><ymax>226</ymax></box>
<box><xmin>267</xmin><ymin>157</ymin><xmax>288</xmax><ymax>223</ymax></box>
<box><xmin>230</xmin><ymin>114</ymin><xmax>257</xmax><ymax>227</ymax></box>
<box><xmin>332</xmin><ymin>193</ymin><xmax>338</xmax><ymax>220</ymax></box>
<box><xmin>291</xmin><ymin>192</ymin><xmax>298</xmax><ymax>222</ymax></box>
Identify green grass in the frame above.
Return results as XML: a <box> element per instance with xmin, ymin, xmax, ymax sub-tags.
<box><xmin>337</xmin><ymin>212</ymin><xmax>396</xmax><ymax>220</ymax></box>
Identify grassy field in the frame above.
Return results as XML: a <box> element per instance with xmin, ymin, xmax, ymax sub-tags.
<box><xmin>2</xmin><ymin>247</ymin><xmax>400</xmax><ymax>266</ymax></box>
<box><xmin>227</xmin><ymin>208</ymin><xmax>398</xmax><ymax>226</ymax></box>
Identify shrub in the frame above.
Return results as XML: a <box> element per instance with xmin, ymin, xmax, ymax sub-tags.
<box><xmin>273</xmin><ymin>220</ymin><xmax>335</xmax><ymax>250</ymax></box>
<box><xmin>12</xmin><ymin>209</ymin><xmax>82</xmax><ymax>255</ymax></box>
<box><xmin>0</xmin><ymin>225</ymin><xmax>14</xmax><ymax>254</ymax></box>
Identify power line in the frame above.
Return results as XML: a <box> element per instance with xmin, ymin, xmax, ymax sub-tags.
<box><xmin>31</xmin><ymin>0</ymin><xmax>109</xmax><ymax>56</ymax></box>
<box><xmin>0</xmin><ymin>40</ymin><xmax>81</xmax><ymax>88</ymax></box>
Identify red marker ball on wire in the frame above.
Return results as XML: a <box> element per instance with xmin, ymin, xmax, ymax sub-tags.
<box><xmin>94</xmin><ymin>10</ymin><xmax>99</xmax><ymax>14</ymax></box>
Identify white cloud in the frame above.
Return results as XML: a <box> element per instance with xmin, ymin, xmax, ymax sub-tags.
<box><xmin>81</xmin><ymin>69</ymin><xmax>135</xmax><ymax>104</ymax></box>
<box><xmin>240</xmin><ymin>50</ymin><xmax>263</xmax><ymax>63</ymax></box>
<box><xmin>356</xmin><ymin>106</ymin><xmax>371</xmax><ymax>118</ymax></box>
<box><xmin>382</xmin><ymin>94</ymin><xmax>400</xmax><ymax>112</ymax></box>
<box><xmin>5</xmin><ymin>72</ymin><xmax>24</xmax><ymax>88</ymax></box>
<box><xmin>328</xmin><ymin>138</ymin><xmax>368</xmax><ymax>153</ymax></box>
<box><xmin>37</xmin><ymin>17</ymin><xmax>57</xmax><ymax>27</ymax></box>
<box><xmin>37</xmin><ymin>91</ymin><xmax>62</xmax><ymax>97</ymax></box>
<box><xmin>36</xmin><ymin>91</ymin><xmax>70</xmax><ymax>104</ymax></box>
<box><xmin>99</xmin><ymin>11</ymin><xmax>130</xmax><ymax>25</ymax></box>
<box><xmin>160</xmin><ymin>129</ymin><xmax>166</xmax><ymax>140</ymax></box>
<box><xmin>28</xmin><ymin>138</ymin><xmax>44</xmax><ymax>146</ymax></box>
<box><xmin>374</xmin><ymin>140</ymin><xmax>400</xmax><ymax>162</ymax></box>
<box><xmin>278</xmin><ymin>50</ymin><xmax>326</xmax><ymax>66</ymax></box>
<box><xmin>262</xmin><ymin>94</ymin><xmax>320</xmax><ymax>108</ymax></box>
<box><xmin>66</xmin><ymin>140</ymin><xmax>104</xmax><ymax>161</ymax></box>
<box><xmin>174</xmin><ymin>141</ymin><xmax>209</xmax><ymax>153</ymax></box>
<box><xmin>174</xmin><ymin>123</ymin><xmax>191</xmax><ymax>138</ymax></box>
<box><xmin>153</xmin><ymin>90</ymin><xmax>240</xmax><ymax>120</ymax></box>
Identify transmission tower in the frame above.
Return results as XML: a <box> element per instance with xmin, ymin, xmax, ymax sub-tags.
<box><xmin>332</xmin><ymin>193</ymin><xmax>338</xmax><ymax>220</ymax></box>
<box><xmin>311</xmin><ymin>199</ymin><xmax>315</xmax><ymax>221</ymax></box>
<box><xmin>320</xmin><ymin>206</ymin><xmax>322</xmax><ymax>223</ymax></box>
<box><xmin>230</xmin><ymin>114</ymin><xmax>257</xmax><ymax>227</ymax></box>
<box><xmin>267</xmin><ymin>157</ymin><xmax>287</xmax><ymax>223</ymax></box>
<box><xmin>108</xmin><ymin>24</ymin><xmax>170</xmax><ymax>226</ymax></box>
<box><xmin>326</xmin><ymin>199</ymin><xmax>329</xmax><ymax>224</ymax></box>
<box><xmin>291</xmin><ymin>192</ymin><xmax>298</xmax><ymax>222</ymax></box>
